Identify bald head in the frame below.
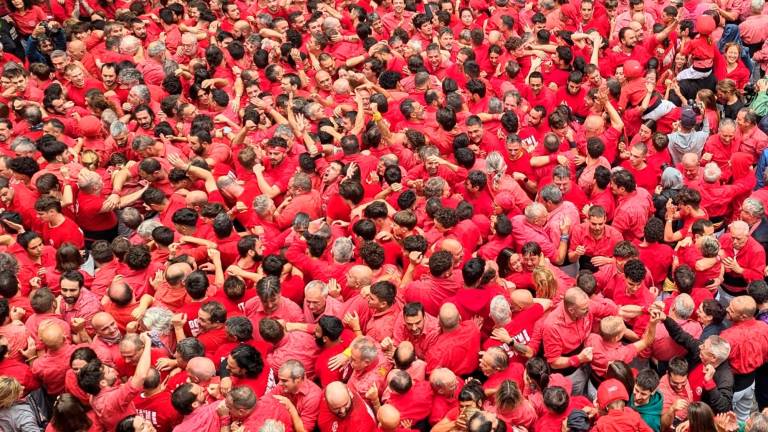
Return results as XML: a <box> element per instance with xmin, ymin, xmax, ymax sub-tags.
<box><xmin>91</xmin><ymin>312</ymin><xmax>113</xmax><ymax>329</ymax></box>
<box><xmin>325</xmin><ymin>381</ymin><xmax>351</xmax><ymax>405</ymax></box>
<box><xmin>39</xmin><ymin>321</ymin><xmax>65</xmax><ymax>350</ymax></box>
<box><xmin>441</xmin><ymin>238</ymin><xmax>462</xmax><ymax>255</ymax></box>
<box><xmin>429</xmin><ymin>368</ymin><xmax>457</xmax><ymax>395</ymax></box>
<box><xmin>185</xmin><ymin>191</ymin><xmax>208</xmax><ymax>208</ymax></box>
<box><xmin>510</xmin><ymin>289</ymin><xmax>534</xmax><ymax>310</ymax></box>
<box><xmin>166</xmin><ymin>262</ymin><xmax>193</xmax><ymax>286</ymax></box>
<box><xmin>731</xmin><ymin>295</ymin><xmax>757</xmax><ymax>321</ymax></box>
<box><xmin>187</xmin><ymin>357</ymin><xmax>216</xmax><ymax>383</ymax></box>
<box><xmin>438</xmin><ymin>303</ymin><xmax>460</xmax><ymax>331</ymax></box>
<box><xmin>564</xmin><ymin>287</ymin><xmax>588</xmax><ymax>306</ymax></box>
<box><xmin>377</xmin><ymin>404</ymin><xmax>401</xmax><ymax>431</ymax></box>
<box><xmin>681</xmin><ymin>152</ymin><xmax>699</xmax><ymax>167</ymax></box>
<box><xmin>584</xmin><ymin>115</ymin><xmax>605</xmax><ymax>132</ymax></box>
<box><xmin>348</xmin><ymin>265</ymin><xmax>373</xmax><ymax>289</ymax></box>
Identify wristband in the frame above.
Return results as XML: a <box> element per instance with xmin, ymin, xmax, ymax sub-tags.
<box><xmin>568</xmin><ymin>355</ymin><xmax>580</xmax><ymax>368</ymax></box>
<box><xmin>560</xmin><ymin>235</ymin><xmax>570</xmax><ymax>241</ymax></box>
<box><xmin>372</xmin><ymin>112</ymin><xmax>382</xmax><ymax>122</ymax></box>
<box><xmin>343</xmin><ymin>347</ymin><xmax>352</xmax><ymax>357</ymax></box>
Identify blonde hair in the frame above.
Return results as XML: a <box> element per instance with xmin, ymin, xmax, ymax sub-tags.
<box><xmin>80</xmin><ymin>150</ymin><xmax>100</xmax><ymax>170</ymax></box>
<box><xmin>0</xmin><ymin>377</ymin><xmax>22</xmax><ymax>409</ymax></box>
<box><xmin>600</xmin><ymin>316</ymin><xmax>626</xmax><ymax>340</ymax></box>
<box><xmin>532</xmin><ymin>266</ymin><xmax>558</xmax><ymax>300</ymax></box>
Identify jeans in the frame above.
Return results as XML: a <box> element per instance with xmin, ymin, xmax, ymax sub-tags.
<box><xmin>564</xmin><ymin>366</ymin><xmax>589</xmax><ymax>396</ymax></box>
<box><xmin>733</xmin><ymin>382</ymin><xmax>756</xmax><ymax>422</ymax></box>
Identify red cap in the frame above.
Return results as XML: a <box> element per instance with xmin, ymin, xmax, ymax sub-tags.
<box><xmin>624</xmin><ymin>60</ymin><xmax>643</xmax><ymax>79</ymax></box>
<box><xmin>597</xmin><ymin>379</ymin><xmax>629</xmax><ymax>409</ymax></box>
<box><xmin>696</xmin><ymin>15</ymin><xmax>716</xmax><ymax>36</ymax></box>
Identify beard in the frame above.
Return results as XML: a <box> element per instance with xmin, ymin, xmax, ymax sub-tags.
<box><xmin>315</xmin><ymin>336</ymin><xmax>325</xmax><ymax>348</ymax></box>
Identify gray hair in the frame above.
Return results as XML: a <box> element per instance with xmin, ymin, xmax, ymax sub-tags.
<box><xmin>702</xmin><ymin>162</ymin><xmax>721</xmax><ymax>183</ymax></box>
<box><xmin>552</xmin><ymin>165</ymin><xmax>571</xmax><ymax>180</ymax></box>
<box><xmin>117</xmin><ymin>67</ymin><xmax>143</xmax><ymax>85</ymax></box>
<box><xmin>700</xmin><ymin>236</ymin><xmax>720</xmax><ymax>258</ymax></box>
<box><xmin>253</xmin><ymin>195</ymin><xmax>273</xmax><ymax>216</ymax></box>
<box><xmin>279</xmin><ymin>359</ymin><xmax>306</xmax><ymax>379</ymax></box>
<box><xmin>141</xmin><ymin>307</ymin><xmax>173</xmax><ymax>334</ymax></box>
<box><xmin>660</xmin><ymin>167</ymin><xmax>684</xmax><ymax>190</ymax></box>
<box><xmin>10</xmin><ymin>136</ymin><xmax>35</xmax><ymax>153</ymax></box>
<box><xmin>673</xmin><ymin>293</ymin><xmax>694</xmax><ymax>319</ymax></box>
<box><xmin>489</xmin><ymin>295</ymin><xmax>511</xmax><ymax>324</ymax></box>
<box><xmin>130</xmin><ymin>85</ymin><xmax>151</xmax><ymax>104</ymax></box>
<box><xmin>119</xmin><ymin>35</ymin><xmax>141</xmax><ymax>55</ymax></box>
<box><xmin>76</xmin><ymin>170</ymin><xmax>103</xmax><ymax>193</ymax></box>
<box><xmin>137</xmin><ymin>219</ymin><xmax>163</xmax><ymax>239</ymax></box>
<box><xmin>131</xmin><ymin>135</ymin><xmax>155</xmax><ymax>151</ymax></box>
<box><xmin>706</xmin><ymin>335</ymin><xmax>731</xmax><ymax>364</ymax></box>
<box><xmin>304</xmin><ymin>280</ymin><xmax>329</xmax><ymax>296</ymax></box>
<box><xmin>331</xmin><ymin>237</ymin><xmax>354</xmax><ymax>262</ymax></box>
<box><xmin>110</xmin><ymin>121</ymin><xmax>128</xmax><ymax>137</ymax></box>
<box><xmin>424</xmin><ymin>177</ymin><xmax>446</xmax><ymax>199</ymax></box>
<box><xmin>275</xmin><ymin>124</ymin><xmax>294</xmax><ymax>140</ymax></box>
<box><xmin>291</xmin><ymin>172</ymin><xmax>312</xmax><ymax>192</ymax></box>
<box><xmin>743</xmin><ymin>198</ymin><xmax>765</xmax><ymax>218</ymax></box>
<box><xmin>351</xmin><ymin>337</ymin><xmax>378</xmax><ymax>361</ymax></box>
<box><xmin>488</xmin><ymin>97</ymin><xmax>503</xmax><ymax>114</ymax></box>
<box><xmin>147</xmin><ymin>41</ymin><xmax>166</xmax><ymax>58</ymax></box>
<box><xmin>50</xmin><ymin>50</ymin><xmax>68</xmax><ymax>61</ymax></box>
<box><xmin>747</xmin><ymin>412</ymin><xmax>768</xmax><ymax>432</ymax></box>
<box><xmin>485</xmin><ymin>151</ymin><xmax>507</xmax><ymax>174</ymax></box>
<box><xmin>101</xmin><ymin>109</ymin><xmax>118</xmax><ymax>127</ymax></box>
<box><xmin>752</xmin><ymin>0</ymin><xmax>765</xmax><ymax>13</ymax></box>
<box><xmin>540</xmin><ymin>184</ymin><xmax>563</xmax><ymax>205</ymax></box>
<box><xmin>720</xmin><ymin>118</ymin><xmax>737</xmax><ymax>131</ymax></box>
<box><xmin>524</xmin><ymin>202</ymin><xmax>547</xmax><ymax>222</ymax></box>
<box><xmin>730</xmin><ymin>220</ymin><xmax>750</xmax><ymax>236</ymax></box>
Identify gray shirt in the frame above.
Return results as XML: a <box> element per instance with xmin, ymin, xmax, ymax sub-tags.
<box><xmin>0</xmin><ymin>403</ymin><xmax>41</xmax><ymax>432</ymax></box>
<box><xmin>667</xmin><ymin>117</ymin><xmax>711</xmax><ymax>165</ymax></box>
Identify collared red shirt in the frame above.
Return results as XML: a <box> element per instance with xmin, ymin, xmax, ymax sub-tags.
<box><xmin>613</xmin><ymin>189</ymin><xmax>653</xmax><ymax>243</ymax></box>
<box><xmin>267</xmin><ymin>331</ymin><xmax>321</xmax><ymax>379</ymax></box>
<box><xmin>244</xmin><ymin>295</ymin><xmax>304</xmax><ymax>323</ymax></box>
<box><xmin>92</xmin><ymin>380</ymin><xmax>142</xmax><ymax>431</ymax></box>
<box><xmin>269</xmin><ymin>379</ymin><xmax>322</xmax><ymax>432</ymax></box>
<box><xmin>721</xmin><ymin>318</ymin><xmax>768</xmax><ymax>374</ymax></box>
<box><xmin>60</xmin><ymin>288</ymin><xmax>102</xmax><ymax>335</ymax></box>
<box><xmin>426</xmin><ymin>321</ymin><xmax>481</xmax><ymax>376</ymax></box>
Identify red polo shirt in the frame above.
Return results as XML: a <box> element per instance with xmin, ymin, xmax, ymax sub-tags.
<box><xmin>612</xmin><ymin>189</ymin><xmax>653</xmax><ymax>243</ymax></box>
<box><xmin>721</xmin><ymin>319</ymin><xmax>768</xmax><ymax>374</ymax></box>
<box><xmin>386</xmin><ymin>380</ymin><xmax>434</xmax><ymax>423</ymax></box>
<box><xmin>268</xmin><ymin>379</ymin><xmax>322</xmax><ymax>432</ymax></box>
<box><xmin>317</xmin><ymin>391</ymin><xmax>376</xmax><ymax>432</ymax></box>
<box><xmin>426</xmin><ymin>321</ymin><xmax>481</xmax><ymax>376</ymax></box>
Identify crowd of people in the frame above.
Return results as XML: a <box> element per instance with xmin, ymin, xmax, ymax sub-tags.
<box><xmin>1</xmin><ymin>0</ymin><xmax>768</xmax><ymax>430</ymax></box>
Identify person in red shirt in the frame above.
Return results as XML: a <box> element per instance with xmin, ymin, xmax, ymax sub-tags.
<box><xmin>317</xmin><ymin>381</ymin><xmax>377</xmax><ymax>432</ymax></box>
<box><xmin>425</xmin><ymin>303</ymin><xmax>481</xmax><ymax>376</ymax></box>
<box><xmin>313</xmin><ymin>316</ymin><xmax>355</xmax><ymax>387</ymax></box>
<box><xmin>34</xmin><ymin>195</ymin><xmax>85</xmax><ymax>249</ymax></box>
<box><xmin>260</xmin><ymin>318</ymin><xmax>321</xmax><ymax>379</ymax></box>
<box><xmin>77</xmin><ymin>332</ymin><xmax>153</xmax><ymax>431</ymax></box>
<box><xmin>721</xmin><ymin>296</ymin><xmax>768</xmax><ymax>421</ymax></box>
<box><xmin>611</xmin><ymin>169</ymin><xmax>654</xmax><ymax>243</ymax></box>
<box><xmin>196</xmin><ymin>301</ymin><xmax>229</xmax><ymax>358</ymax></box>
<box><xmin>133</xmin><ymin>368</ymin><xmax>182</xmax><ymax>432</ymax></box>
<box><xmin>382</xmin><ymin>369</ymin><xmax>433</xmax><ymax>424</ymax></box>
<box><xmin>568</xmin><ymin>205</ymin><xmax>624</xmax><ymax>273</ymax></box>
<box><xmin>719</xmin><ymin>221</ymin><xmax>767</xmax><ymax>300</ymax></box>
<box><xmin>594</xmin><ymin>378</ymin><xmax>652</xmax><ymax>432</ymax></box>
<box><xmin>269</xmin><ymin>359</ymin><xmax>323</xmax><ymax>432</ymax></box>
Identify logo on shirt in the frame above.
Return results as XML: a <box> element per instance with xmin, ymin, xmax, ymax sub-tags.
<box><xmin>137</xmin><ymin>409</ymin><xmax>158</xmax><ymax>426</ymax></box>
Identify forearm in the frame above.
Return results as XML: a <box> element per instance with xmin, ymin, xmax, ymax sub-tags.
<box><xmin>255</xmin><ymin>173</ymin><xmax>280</xmax><ymax>198</ymax></box>
<box><xmin>130</xmin><ymin>342</ymin><xmax>153</xmax><ymax>387</ymax></box>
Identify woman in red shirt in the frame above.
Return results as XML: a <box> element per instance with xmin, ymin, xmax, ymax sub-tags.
<box><xmin>7</xmin><ymin>0</ymin><xmax>48</xmax><ymax>37</ymax></box>
<box><xmin>715</xmin><ymin>43</ymin><xmax>751</xmax><ymax>91</ymax></box>
<box><xmin>46</xmin><ymin>393</ymin><xmax>104</xmax><ymax>432</ymax></box>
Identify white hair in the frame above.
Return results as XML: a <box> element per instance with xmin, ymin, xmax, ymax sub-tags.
<box><xmin>703</xmin><ymin>162</ymin><xmax>721</xmax><ymax>183</ymax></box>
<box><xmin>141</xmin><ymin>307</ymin><xmax>173</xmax><ymax>334</ymax></box>
<box><xmin>304</xmin><ymin>280</ymin><xmax>329</xmax><ymax>296</ymax></box>
<box><xmin>489</xmin><ymin>295</ymin><xmax>511</xmax><ymax>324</ymax></box>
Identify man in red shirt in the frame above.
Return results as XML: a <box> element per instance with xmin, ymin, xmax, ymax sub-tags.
<box><xmin>611</xmin><ymin>169</ymin><xmax>653</xmax><ymax>243</ymax></box>
<box><xmin>425</xmin><ymin>303</ymin><xmax>481</xmax><ymax>376</ymax></box>
<box><xmin>383</xmin><ymin>369</ymin><xmax>434</xmax><ymax>424</ymax></box>
<box><xmin>719</xmin><ymin>221</ymin><xmax>767</xmax><ymax>302</ymax></box>
<box><xmin>58</xmin><ymin>270</ymin><xmax>101</xmax><ymax>335</ymax></box>
<box><xmin>346</xmin><ymin>336</ymin><xmax>390</xmax><ymax>398</ymax></box>
<box><xmin>29</xmin><ymin>321</ymin><xmax>77</xmax><ymax>396</ymax></box>
<box><xmin>274</xmin><ymin>172</ymin><xmax>322</xmax><ymax>229</ymax></box>
<box><xmin>77</xmin><ymin>332</ymin><xmax>153</xmax><ymax>431</ymax></box>
<box><xmin>721</xmin><ymin>296</ymin><xmax>768</xmax><ymax>421</ymax></box>
<box><xmin>268</xmin><ymin>359</ymin><xmax>322</xmax><ymax>431</ymax></box>
<box><xmin>317</xmin><ymin>381</ymin><xmax>377</xmax><ymax>432</ymax></box>
<box><xmin>196</xmin><ymin>301</ymin><xmax>229</xmax><ymax>358</ymax></box>
<box><xmin>539</xmin><ymin>287</ymin><xmax>615</xmax><ymax>396</ymax></box>
<box><xmin>134</xmin><ymin>368</ymin><xmax>182</xmax><ymax>432</ymax></box>
<box><xmin>392</xmin><ymin>302</ymin><xmax>439</xmax><ymax>360</ymax></box>
<box><xmin>260</xmin><ymin>318</ymin><xmax>320</xmax><ymax>379</ymax></box>
<box><xmin>403</xmin><ymin>251</ymin><xmax>463</xmax><ymax>316</ymax></box>
<box><xmin>34</xmin><ymin>195</ymin><xmax>85</xmax><ymax>249</ymax></box>
<box><xmin>569</xmin><ymin>205</ymin><xmax>624</xmax><ymax>273</ymax></box>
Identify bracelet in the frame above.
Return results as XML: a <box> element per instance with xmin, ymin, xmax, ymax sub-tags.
<box><xmin>560</xmin><ymin>235</ymin><xmax>570</xmax><ymax>241</ymax></box>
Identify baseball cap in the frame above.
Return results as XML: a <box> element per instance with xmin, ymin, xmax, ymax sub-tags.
<box><xmin>597</xmin><ymin>378</ymin><xmax>629</xmax><ymax>410</ymax></box>
<box><xmin>680</xmin><ymin>107</ymin><xmax>697</xmax><ymax>129</ymax></box>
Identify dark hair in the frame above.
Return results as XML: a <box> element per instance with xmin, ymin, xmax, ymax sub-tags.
<box><xmin>50</xmin><ymin>393</ymin><xmax>93</xmax><ymax>432</ymax></box>
<box><xmin>635</xmin><ymin>368</ymin><xmax>660</xmax><ymax>391</ymax></box>
<box><xmin>229</xmin><ymin>344</ymin><xmax>264</xmax><ymax>378</ymax></box>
